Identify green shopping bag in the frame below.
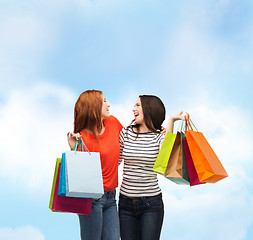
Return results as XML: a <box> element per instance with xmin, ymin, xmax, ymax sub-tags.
<box><xmin>49</xmin><ymin>158</ymin><xmax>61</xmax><ymax>210</ymax></box>
<box><xmin>153</xmin><ymin>132</ymin><xmax>177</xmax><ymax>175</ymax></box>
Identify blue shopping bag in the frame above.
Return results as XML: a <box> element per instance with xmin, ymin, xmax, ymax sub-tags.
<box><xmin>58</xmin><ymin>153</ymin><xmax>66</xmax><ymax>196</ymax></box>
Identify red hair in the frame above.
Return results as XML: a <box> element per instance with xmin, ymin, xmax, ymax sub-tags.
<box><xmin>74</xmin><ymin>90</ymin><xmax>103</xmax><ymax>138</ymax></box>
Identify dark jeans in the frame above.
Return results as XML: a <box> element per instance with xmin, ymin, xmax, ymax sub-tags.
<box><xmin>119</xmin><ymin>193</ymin><xmax>164</xmax><ymax>240</ymax></box>
<box><xmin>78</xmin><ymin>191</ymin><xmax>120</xmax><ymax>240</ymax></box>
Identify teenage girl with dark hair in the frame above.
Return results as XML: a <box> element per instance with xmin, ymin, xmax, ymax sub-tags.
<box><xmin>119</xmin><ymin>95</ymin><xmax>186</xmax><ymax>240</ymax></box>
<box><xmin>67</xmin><ymin>90</ymin><xmax>123</xmax><ymax>240</ymax></box>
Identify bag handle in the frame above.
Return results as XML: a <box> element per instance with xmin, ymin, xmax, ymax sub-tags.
<box><xmin>74</xmin><ymin>139</ymin><xmax>91</xmax><ymax>155</ymax></box>
<box><xmin>180</xmin><ymin>118</ymin><xmax>186</xmax><ymax>132</ymax></box>
<box><xmin>185</xmin><ymin>116</ymin><xmax>188</xmax><ymax>131</ymax></box>
<box><xmin>176</xmin><ymin>115</ymin><xmax>198</xmax><ymax>132</ymax></box>
<box><xmin>178</xmin><ymin>116</ymin><xmax>188</xmax><ymax>132</ymax></box>
<box><xmin>185</xmin><ymin>117</ymin><xmax>198</xmax><ymax>132</ymax></box>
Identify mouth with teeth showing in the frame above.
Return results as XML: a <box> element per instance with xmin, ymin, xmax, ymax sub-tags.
<box><xmin>134</xmin><ymin>112</ymin><xmax>139</xmax><ymax>120</ymax></box>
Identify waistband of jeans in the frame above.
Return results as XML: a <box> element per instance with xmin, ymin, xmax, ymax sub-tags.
<box><xmin>119</xmin><ymin>193</ymin><xmax>162</xmax><ymax>202</ymax></box>
<box><xmin>104</xmin><ymin>190</ymin><xmax>116</xmax><ymax>197</ymax></box>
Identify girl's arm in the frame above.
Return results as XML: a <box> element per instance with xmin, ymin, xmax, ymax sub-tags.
<box><xmin>165</xmin><ymin>111</ymin><xmax>189</xmax><ymax>133</ymax></box>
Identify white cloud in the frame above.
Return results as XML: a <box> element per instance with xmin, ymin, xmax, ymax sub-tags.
<box><xmin>0</xmin><ymin>225</ymin><xmax>45</xmax><ymax>240</ymax></box>
<box><xmin>159</xmin><ymin>185</ymin><xmax>253</xmax><ymax>240</ymax></box>
<box><xmin>187</xmin><ymin>105</ymin><xmax>253</xmax><ymax>165</ymax></box>
<box><xmin>0</xmin><ymin>82</ymin><xmax>75</xmax><ymax>194</ymax></box>
<box><xmin>0</xmin><ymin>8</ymin><xmax>57</xmax><ymax>90</ymax></box>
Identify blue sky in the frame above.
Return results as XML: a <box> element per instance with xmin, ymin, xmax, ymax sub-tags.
<box><xmin>0</xmin><ymin>0</ymin><xmax>253</xmax><ymax>239</ymax></box>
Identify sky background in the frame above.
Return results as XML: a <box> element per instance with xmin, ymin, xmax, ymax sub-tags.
<box><xmin>0</xmin><ymin>0</ymin><xmax>253</xmax><ymax>239</ymax></box>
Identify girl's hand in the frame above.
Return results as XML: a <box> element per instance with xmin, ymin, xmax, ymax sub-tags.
<box><xmin>165</xmin><ymin>111</ymin><xmax>190</xmax><ymax>133</ymax></box>
<box><xmin>67</xmin><ymin>132</ymin><xmax>81</xmax><ymax>149</ymax></box>
<box><xmin>161</xmin><ymin>126</ymin><xmax>166</xmax><ymax>135</ymax></box>
<box><xmin>170</xmin><ymin>111</ymin><xmax>190</xmax><ymax>121</ymax></box>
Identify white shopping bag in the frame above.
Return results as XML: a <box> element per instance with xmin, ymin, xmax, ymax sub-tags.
<box><xmin>65</xmin><ymin>141</ymin><xmax>104</xmax><ymax>199</ymax></box>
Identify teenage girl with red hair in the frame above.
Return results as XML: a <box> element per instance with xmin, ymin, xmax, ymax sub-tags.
<box><xmin>67</xmin><ymin>90</ymin><xmax>123</xmax><ymax>240</ymax></box>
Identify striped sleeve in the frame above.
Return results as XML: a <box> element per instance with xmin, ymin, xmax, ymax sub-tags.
<box><xmin>119</xmin><ymin>128</ymin><xmax>125</xmax><ymax>165</ymax></box>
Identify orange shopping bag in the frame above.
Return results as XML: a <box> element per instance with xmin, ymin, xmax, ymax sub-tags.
<box><xmin>185</xmin><ymin>118</ymin><xmax>228</xmax><ymax>183</ymax></box>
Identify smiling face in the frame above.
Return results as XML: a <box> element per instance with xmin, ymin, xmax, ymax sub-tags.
<box><xmin>101</xmin><ymin>95</ymin><xmax>110</xmax><ymax>120</ymax></box>
<box><xmin>133</xmin><ymin>97</ymin><xmax>145</xmax><ymax>125</ymax></box>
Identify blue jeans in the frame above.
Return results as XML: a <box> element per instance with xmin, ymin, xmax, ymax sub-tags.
<box><xmin>78</xmin><ymin>191</ymin><xmax>120</xmax><ymax>240</ymax></box>
<box><xmin>119</xmin><ymin>193</ymin><xmax>164</xmax><ymax>240</ymax></box>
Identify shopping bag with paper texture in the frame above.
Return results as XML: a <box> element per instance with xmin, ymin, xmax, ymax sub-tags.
<box><xmin>65</xmin><ymin>140</ymin><xmax>104</xmax><ymax>199</ymax></box>
<box><xmin>49</xmin><ymin>158</ymin><xmax>61</xmax><ymax>210</ymax></box>
<box><xmin>183</xmin><ymin>137</ymin><xmax>205</xmax><ymax>186</ymax></box>
<box><xmin>49</xmin><ymin>158</ymin><xmax>92</xmax><ymax>214</ymax></box>
<box><xmin>58</xmin><ymin>152</ymin><xmax>66</xmax><ymax>196</ymax></box>
<box><xmin>185</xmin><ymin>119</ymin><xmax>228</xmax><ymax>183</ymax></box>
<box><xmin>153</xmin><ymin>132</ymin><xmax>177</xmax><ymax>175</ymax></box>
<box><xmin>165</xmin><ymin>132</ymin><xmax>190</xmax><ymax>185</ymax></box>
<box><xmin>58</xmin><ymin>142</ymin><xmax>88</xmax><ymax>198</ymax></box>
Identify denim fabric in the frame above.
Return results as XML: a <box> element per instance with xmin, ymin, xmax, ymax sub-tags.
<box><xmin>119</xmin><ymin>193</ymin><xmax>164</xmax><ymax>240</ymax></box>
<box><xmin>78</xmin><ymin>191</ymin><xmax>120</xmax><ymax>240</ymax></box>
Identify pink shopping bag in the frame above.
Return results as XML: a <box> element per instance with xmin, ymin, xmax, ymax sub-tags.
<box><xmin>183</xmin><ymin>138</ymin><xmax>205</xmax><ymax>186</ymax></box>
<box><xmin>49</xmin><ymin>159</ymin><xmax>92</xmax><ymax>215</ymax></box>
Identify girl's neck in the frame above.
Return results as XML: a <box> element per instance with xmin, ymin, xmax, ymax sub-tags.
<box><xmin>135</xmin><ymin>124</ymin><xmax>150</xmax><ymax>133</ymax></box>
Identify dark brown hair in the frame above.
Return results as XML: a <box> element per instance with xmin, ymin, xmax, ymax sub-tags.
<box><xmin>74</xmin><ymin>90</ymin><xmax>103</xmax><ymax>139</ymax></box>
<box><xmin>128</xmin><ymin>95</ymin><xmax>166</xmax><ymax>136</ymax></box>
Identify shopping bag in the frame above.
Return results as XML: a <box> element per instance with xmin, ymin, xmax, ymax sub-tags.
<box><xmin>183</xmin><ymin>137</ymin><xmax>205</xmax><ymax>186</ymax></box>
<box><xmin>49</xmin><ymin>158</ymin><xmax>61</xmax><ymax>210</ymax></box>
<box><xmin>153</xmin><ymin>132</ymin><xmax>177</xmax><ymax>175</ymax></box>
<box><xmin>58</xmin><ymin>142</ymin><xmax>87</xmax><ymax>198</ymax></box>
<box><xmin>58</xmin><ymin>152</ymin><xmax>66</xmax><ymax>196</ymax></box>
<box><xmin>165</xmin><ymin>132</ymin><xmax>190</xmax><ymax>185</ymax></box>
<box><xmin>49</xmin><ymin>158</ymin><xmax>92</xmax><ymax>214</ymax></box>
<box><xmin>185</xmin><ymin>119</ymin><xmax>228</xmax><ymax>183</ymax></box>
<box><xmin>65</xmin><ymin>139</ymin><xmax>104</xmax><ymax>199</ymax></box>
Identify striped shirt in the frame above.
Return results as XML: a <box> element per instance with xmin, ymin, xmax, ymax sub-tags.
<box><xmin>119</xmin><ymin>126</ymin><xmax>165</xmax><ymax>197</ymax></box>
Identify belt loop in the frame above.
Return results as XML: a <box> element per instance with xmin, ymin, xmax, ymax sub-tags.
<box><xmin>107</xmin><ymin>190</ymin><xmax>115</xmax><ymax>198</ymax></box>
<box><xmin>112</xmin><ymin>190</ymin><xmax>116</xmax><ymax>198</ymax></box>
